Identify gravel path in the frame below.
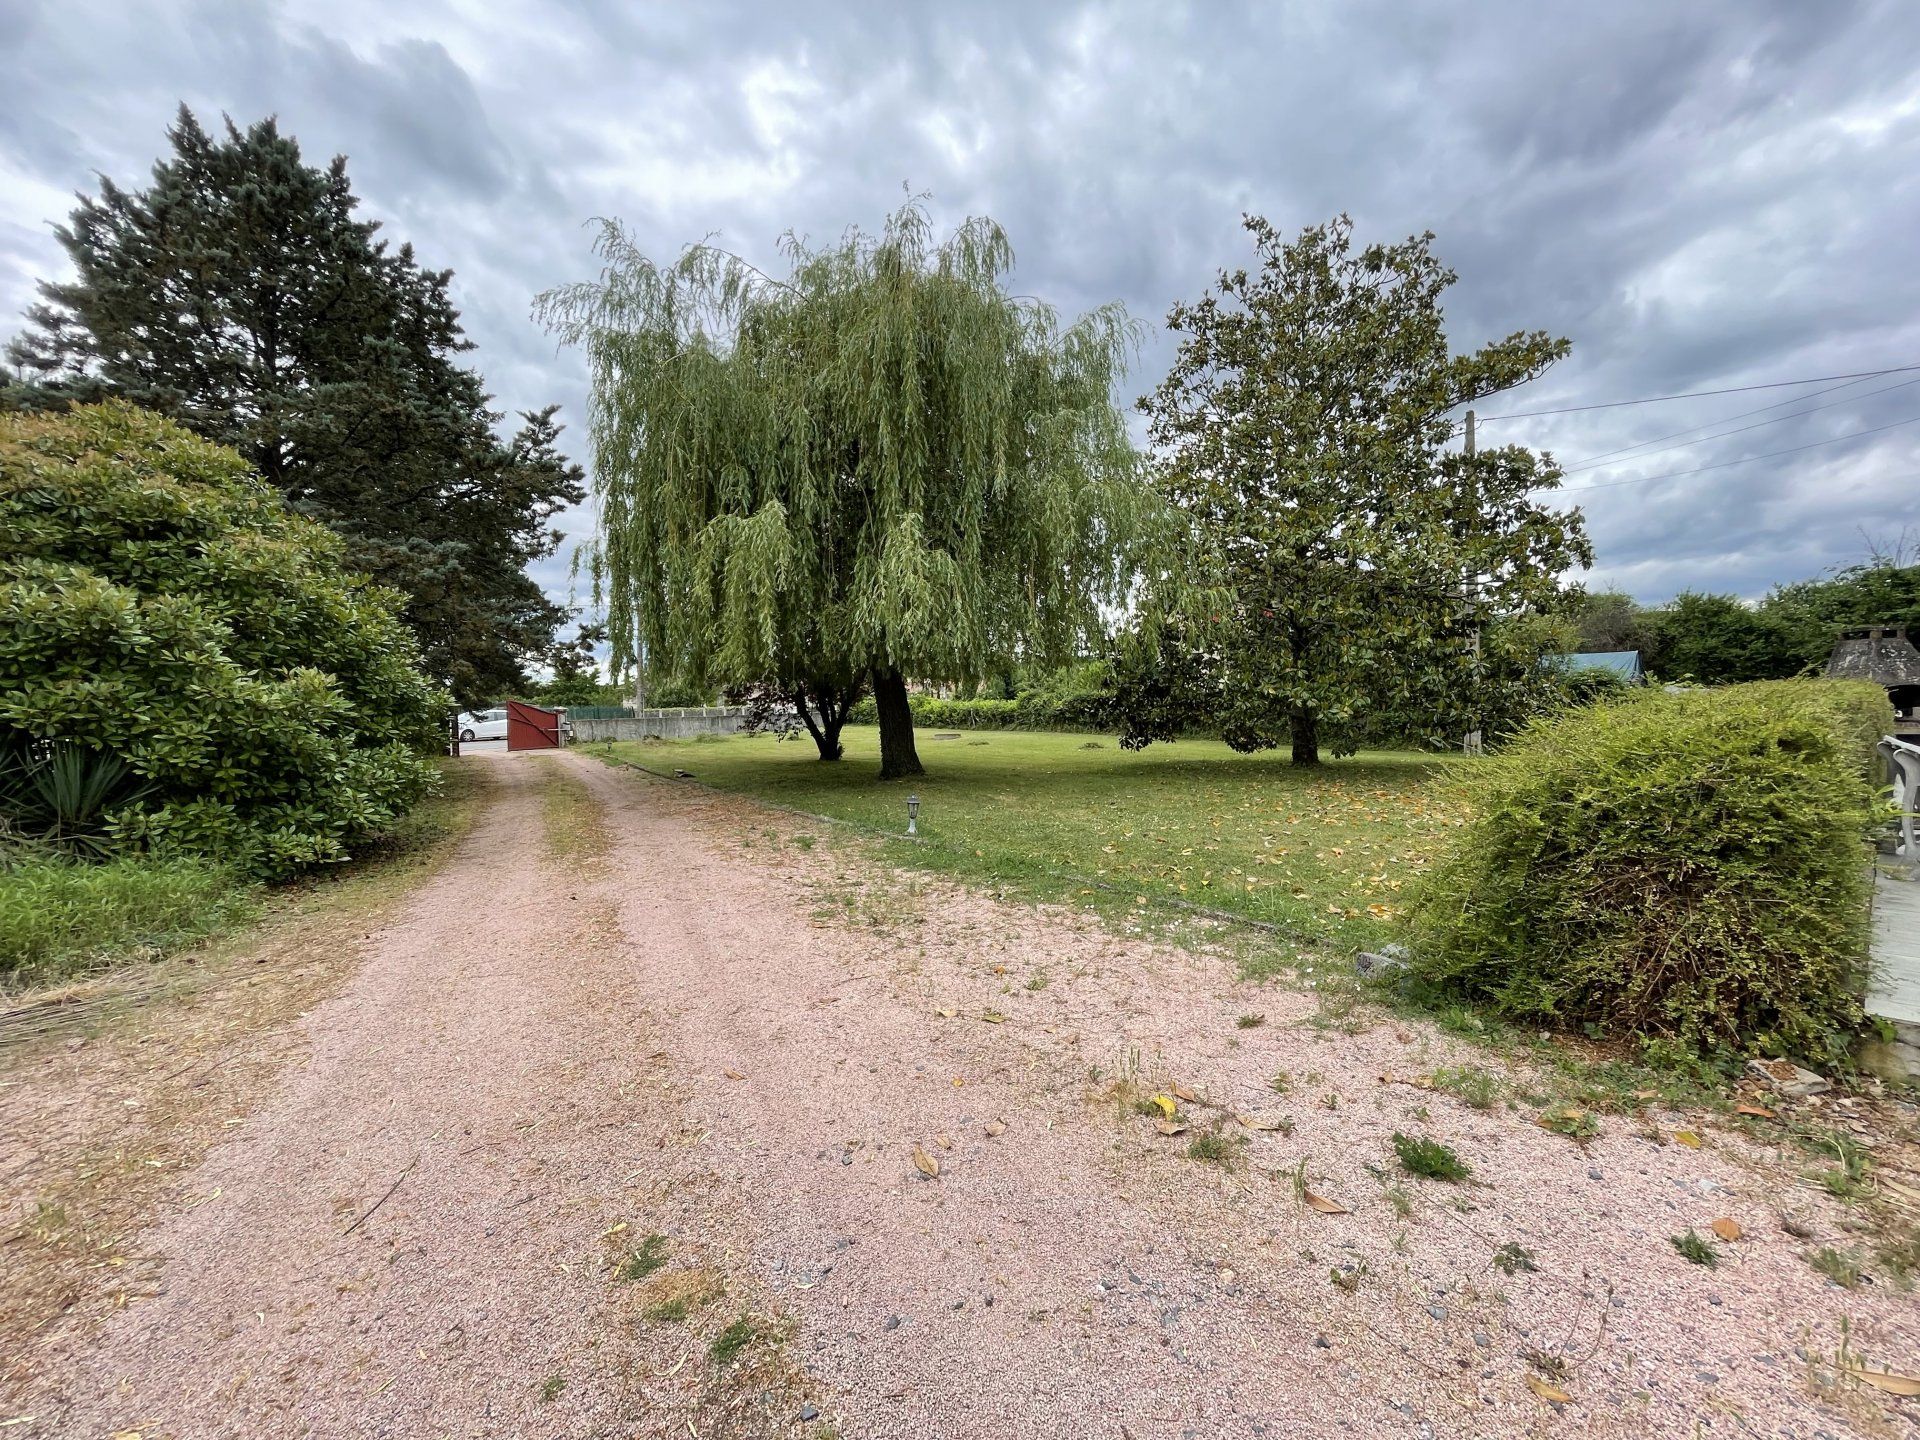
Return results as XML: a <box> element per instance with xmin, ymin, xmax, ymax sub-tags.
<box><xmin>12</xmin><ymin>749</ymin><xmax>1918</xmax><ymax>1438</ymax></box>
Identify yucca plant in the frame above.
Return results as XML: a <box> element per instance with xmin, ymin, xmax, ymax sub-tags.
<box><xmin>0</xmin><ymin>741</ymin><xmax>151</xmax><ymax>861</ymax></box>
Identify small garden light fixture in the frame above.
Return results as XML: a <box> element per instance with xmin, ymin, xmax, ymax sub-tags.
<box><xmin>906</xmin><ymin>793</ymin><xmax>921</xmax><ymax>836</ymax></box>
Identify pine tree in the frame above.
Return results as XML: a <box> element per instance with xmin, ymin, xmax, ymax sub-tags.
<box><xmin>5</xmin><ymin>107</ymin><xmax>582</xmax><ymax>704</ymax></box>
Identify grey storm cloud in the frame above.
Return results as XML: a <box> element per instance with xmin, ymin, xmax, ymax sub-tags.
<box><xmin>4</xmin><ymin>0</ymin><xmax>1919</xmax><ymax>615</ymax></box>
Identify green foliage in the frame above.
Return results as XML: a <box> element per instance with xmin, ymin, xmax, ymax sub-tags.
<box><xmin>0</xmin><ymin>854</ymin><xmax>252</xmax><ymax>984</ymax></box>
<box><xmin>1807</xmin><ymin>1245</ymin><xmax>1865</xmax><ymax>1288</ymax></box>
<box><xmin>1669</xmin><ymin>1230</ymin><xmax>1717</xmax><ymax>1267</ymax></box>
<box><xmin>1430</xmin><ymin>1064</ymin><xmax>1502</xmax><ymax>1110</ymax></box>
<box><xmin>5</xmin><ymin>107</ymin><xmax>583</xmax><ymax>704</ymax></box>
<box><xmin>538</xmin><ymin>199</ymin><xmax>1150</xmax><ymax>778</ymax></box>
<box><xmin>0</xmin><ymin>403</ymin><xmax>444</xmax><ymax>878</ymax></box>
<box><xmin>1408</xmin><ymin>680</ymin><xmax>1890</xmax><ymax>1063</ymax></box>
<box><xmin>706</xmin><ymin>1316</ymin><xmax>762</xmax><ymax>1365</ymax></box>
<box><xmin>1652</xmin><ymin>591</ymin><xmax>1797</xmax><ymax>684</ymax></box>
<box><xmin>1391</xmin><ymin>1131</ymin><xmax>1471</xmax><ymax>1182</ymax></box>
<box><xmin>616</xmin><ymin>1233</ymin><xmax>669</xmax><ymax>1281</ymax></box>
<box><xmin>1491</xmin><ymin>1241</ymin><xmax>1538</xmax><ymax>1275</ymax></box>
<box><xmin>1116</xmin><ymin>214</ymin><xmax>1590</xmax><ymax>765</ymax></box>
<box><xmin>1</xmin><ymin>743</ymin><xmax>153</xmax><ymax>860</ymax></box>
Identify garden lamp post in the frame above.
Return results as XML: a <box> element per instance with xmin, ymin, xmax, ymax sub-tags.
<box><xmin>906</xmin><ymin>793</ymin><xmax>921</xmax><ymax>836</ymax></box>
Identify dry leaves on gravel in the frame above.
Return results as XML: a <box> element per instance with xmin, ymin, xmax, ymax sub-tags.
<box><xmin>911</xmin><ymin>1144</ymin><xmax>940</xmax><ymax>1179</ymax></box>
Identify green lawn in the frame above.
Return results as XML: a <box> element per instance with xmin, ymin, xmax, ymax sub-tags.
<box><xmin>590</xmin><ymin>726</ymin><xmax>1465</xmax><ymax>948</ymax></box>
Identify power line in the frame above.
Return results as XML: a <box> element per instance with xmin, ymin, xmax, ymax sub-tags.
<box><xmin>1561</xmin><ymin>374</ymin><xmax>1920</xmax><ymax>473</ymax></box>
<box><xmin>1558</xmin><ymin>373</ymin><xmax>1886</xmax><ymax>470</ymax></box>
<box><xmin>1536</xmin><ymin>411</ymin><xmax>1920</xmax><ymax>494</ymax></box>
<box><xmin>1479</xmin><ymin>363</ymin><xmax>1920</xmax><ymax>421</ymax></box>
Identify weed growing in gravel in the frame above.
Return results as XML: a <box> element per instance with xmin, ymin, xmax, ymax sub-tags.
<box><xmin>1269</xmin><ymin>1071</ymin><xmax>1293</xmax><ymax>1094</ymax></box>
<box><xmin>1877</xmin><ymin>1232</ymin><xmax>1919</xmax><ymax>1289</ymax></box>
<box><xmin>1026</xmin><ymin>969</ymin><xmax>1051</xmax><ymax>991</ymax></box>
<box><xmin>1384</xmin><ymin>1184</ymin><xmax>1414</xmax><ymax>1218</ymax></box>
<box><xmin>645</xmin><ymin>1296</ymin><xmax>693</xmax><ymax>1323</ymax></box>
<box><xmin>1669</xmin><ymin>1230</ymin><xmax>1717</xmax><ymax>1267</ymax></box>
<box><xmin>1807</xmin><ymin>1246</ymin><xmax>1865</xmax><ymax>1288</ymax></box>
<box><xmin>538</xmin><ymin>1374</ymin><xmax>566</xmax><ymax>1403</ymax></box>
<box><xmin>1811</xmin><ymin>1138</ymin><xmax>1873</xmax><ymax>1201</ymax></box>
<box><xmin>1431</xmin><ymin>1064</ymin><xmax>1502</xmax><ymax>1110</ymax></box>
<box><xmin>1392</xmin><ymin>1132</ymin><xmax>1471</xmax><ymax>1182</ymax></box>
<box><xmin>1492</xmin><ymin>1241</ymin><xmax>1537</xmax><ymax>1275</ymax></box>
<box><xmin>1236</xmin><ymin>1013</ymin><xmax>1266</xmax><ymax>1029</ymax></box>
<box><xmin>1537</xmin><ymin>1106</ymin><xmax>1601</xmax><ymax>1142</ymax></box>
<box><xmin>790</xmin><ymin>834</ymin><xmax>817</xmax><ymax>851</ymax></box>
<box><xmin>1329</xmin><ymin>1260</ymin><xmax>1369</xmax><ymax>1293</ymax></box>
<box><xmin>617</xmin><ymin>1233</ymin><xmax>669</xmax><ymax>1282</ymax></box>
<box><xmin>708</xmin><ymin>1316</ymin><xmax>761</xmax><ymax>1364</ymax></box>
<box><xmin>1188</xmin><ymin>1131</ymin><xmax>1240</xmax><ymax>1167</ymax></box>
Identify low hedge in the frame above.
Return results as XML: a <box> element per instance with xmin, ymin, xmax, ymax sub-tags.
<box><xmin>845</xmin><ymin>692</ymin><xmax>1111</xmax><ymax>732</ymax></box>
<box><xmin>1406</xmin><ymin>679</ymin><xmax>1892</xmax><ymax>1065</ymax></box>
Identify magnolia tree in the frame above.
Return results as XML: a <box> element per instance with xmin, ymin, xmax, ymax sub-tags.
<box><xmin>1113</xmin><ymin>215</ymin><xmax>1592</xmax><ymax>764</ymax></box>
<box><xmin>539</xmin><ymin>202</ymin><xmax>1150</xmax><ymax>777</ymax></box>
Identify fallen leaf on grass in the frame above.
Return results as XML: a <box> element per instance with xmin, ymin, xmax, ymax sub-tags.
<box><xmin>1734</xmin><ymin>1103</ymin><xmax>1777</xmax><ymax>1120</ymax></box>
<box><xmin>1841</xmin><ymin>1365</ymin><xmax>1920</xmax><ymax>1396</ymax></box>
<box><xmin>983</xmin><ymin>1120</ymin><xmax>1007</xmax><ymax>1137</ymax></box>
<box><xmin>1525</xmin><ymin>1375</ymin><xmax>1572</xmax><ymax>1404</ymax></box>
<box><xmin>1150</xmin><ymin>1094</ymin><xmax>1178</xmax><ymax>1118</ymax></box>
<box><xmin>1709</xmin><ymin>1217</ymin><xmax>1743</xmax><ymax>1242</ymax></box>
<box><xmin>911</xmin><ymin>1145</ymin><xmax>940</xmax><ymax>1179</ymax></box>
<box><xmin>1672</xmin><ymin>1130</ymin><xmax>1702</xmax><ymax>1149</ymax></box>
<box><xmin>1154</xmin><ymin>1119</ymin><xmax>1189</xmax><ymax>1136</ymax></box>
<box><xmin>1303</xmin><ymin>1191</ymin><xmax>1349</xmax><ymax>1215</ymax></box>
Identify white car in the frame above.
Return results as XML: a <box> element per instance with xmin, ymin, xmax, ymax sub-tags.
<box><xmin>457</xmin><ymin>707</ymin><xmax>509</xmax><ymax>741</ymax></box>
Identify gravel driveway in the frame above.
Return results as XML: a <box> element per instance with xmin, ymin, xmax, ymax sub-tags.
<box><xmin>10</xmin><ymin>748</ymin><xmax>1917</xmax><ymax>1438</ymax></box>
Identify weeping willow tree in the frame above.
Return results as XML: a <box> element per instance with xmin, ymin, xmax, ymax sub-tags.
<box><xmin>538</xmin><ymin>201</ymin><xmax>1149</xmax><ymax>778</ymax></box>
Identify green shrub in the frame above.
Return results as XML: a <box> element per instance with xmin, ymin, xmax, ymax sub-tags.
<box><xmin>0</xmin><ymin>854</ymin><xmax>252</xmax><ymax>984</ymax></box>
<box><xmin>1408</xmin><ymin>679</ymin><xmax>1890</xmax><ymax>1065</ymax></box>
<box><xmin>1</xmin><ymin>404</ymin><xmax>444</xmax><ymax>878</ymax></box>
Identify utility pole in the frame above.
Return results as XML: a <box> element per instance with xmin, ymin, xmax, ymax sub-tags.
<box><xmin>1463</xmin><ymin>409</ymin><xmax>1484</xmax><ymax>756</ymax></box>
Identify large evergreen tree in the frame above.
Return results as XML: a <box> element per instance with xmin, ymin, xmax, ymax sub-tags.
<box><xmin>1114</xmin><ymin>215</ymin><xmax>1591</xmax><ymax>764</ymax></box>
<box><xmin>4</xmin><ymin>107</ymin><xmax>582</xmax><ymax>704</ymax></box>
<box><xmin>538</xmin><ymin>201</ymin><xmax>1149</xmax><ymax>778</ymax></box>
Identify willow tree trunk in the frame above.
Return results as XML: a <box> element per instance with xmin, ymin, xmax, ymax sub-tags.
<box><xmin>872</xmin><ymin>667</ymin><xmax>925</xmax><ymax>779</ymax></box>
<box><xmin>1289</xmin><ymin>707</ymin><xmax>1320</xmax><ymax>767</ymax></box>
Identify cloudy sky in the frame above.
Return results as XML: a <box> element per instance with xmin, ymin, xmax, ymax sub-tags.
<box><xmin>4</xmin><ymin>0</ymin><xmax>1918</xmax><ymax>616</ymax></box>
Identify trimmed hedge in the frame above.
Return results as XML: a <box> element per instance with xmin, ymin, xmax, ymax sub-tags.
<box><xmin>1407</xmin><ymin>679</ymin><xmax>1892</xmax><ymax>1065</ymax></box>
<box><xmin>846</xmin><ymin>691</ymin><xmax>1111</xmax><ymax>732</ymax></box>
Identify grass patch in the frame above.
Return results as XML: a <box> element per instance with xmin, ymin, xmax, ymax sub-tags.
<box><xmin>1236</xmin><ymin>1012</ymin><xmax>1266</xmax><ymax>1029</ymax></box>
<box><xmin>1187</xmin><ymin>1131</ymin><xmax>1241</xmax><ymax>1167</ymax></box>
<box><xmin>0</xmin><ymin>854</ymin><xmax>255</xmax><ymax>987</ymax></box>
<box><xmin>1807</xmin><ymin>1245</ymin><xmax>1865</xmax><ymax>1289</ymax></box>
<box><xmin>707</xmin><ymin>1315</ymin><xmax>762</xmax><ymax>1365</ymax></box>
<box><xmin>1392</xmin><ymin>1132</ymin><xmax>1471</xmax><ymax>1182</ymax></box>
<box><xmin>616</xmin><ymin>1233</ymin><xmax>669</xmax><ymax>1282</ymax></box>
<box><xmin>537</xmin><ymin>1374</ymin><xmax>566</xmax><ymax>1403</ymax></box>
<box><xmin>1430</xmin><ymin>1064</ymin><xmax>1502</xmax><ymax>1110</ymax></box>
<box><xmin>589</xmin><ymin>728</ymin><xmax>1457</xmax><ymax>953</ymax></box>
<box><xmin>1670</xmin><ymin>1230</ymin><xmax>1717</xmax><ymax>1267</ymax></box>
<box><xmin>1810</xmin><ymin>1137</ymin><xmax>1873</xmax><ymax>1201</ymax></box>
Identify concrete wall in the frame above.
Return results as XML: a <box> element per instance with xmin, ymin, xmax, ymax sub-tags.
<box><xmin>570</xmin><ymin>706</ymin><xmax>749</xmax><ymax>743</ymax></box>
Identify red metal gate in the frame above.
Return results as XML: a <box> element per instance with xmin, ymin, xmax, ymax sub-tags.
<box><xmin>506</xmin><ymin>700</ymin><xmax>562</xmax><ymax>751</ymax></box>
